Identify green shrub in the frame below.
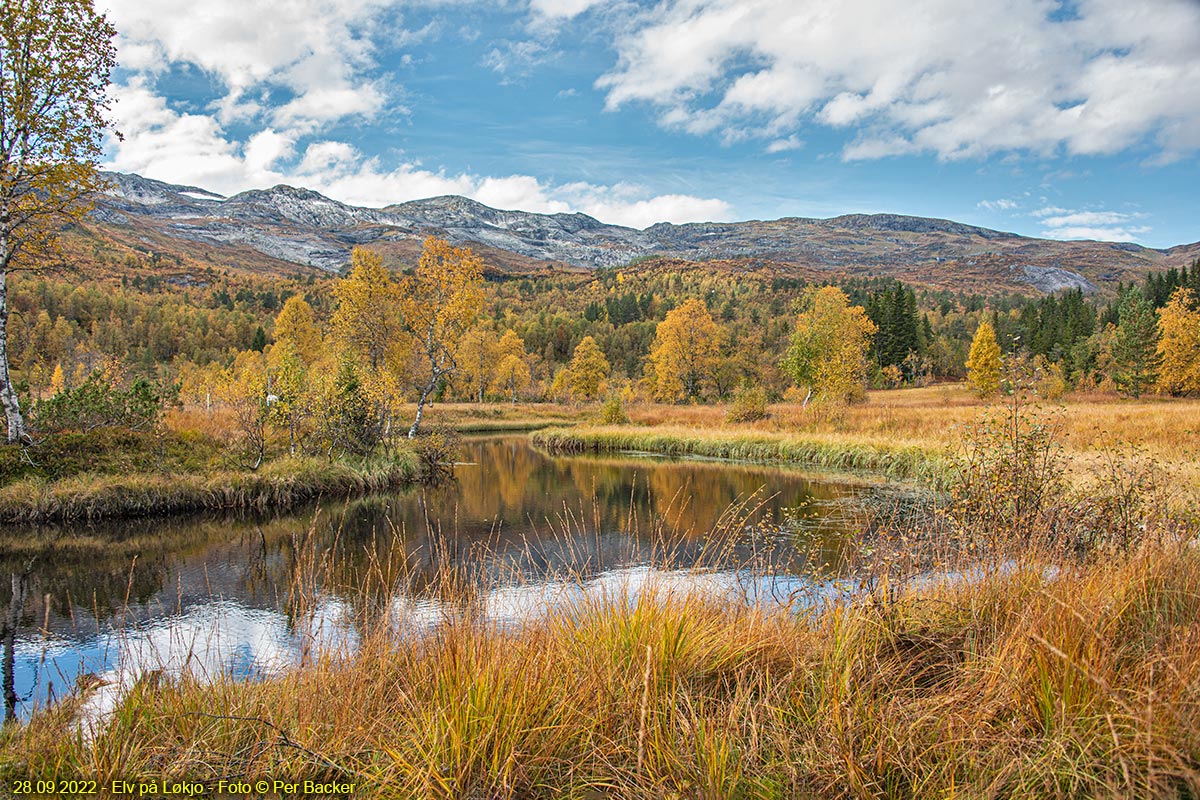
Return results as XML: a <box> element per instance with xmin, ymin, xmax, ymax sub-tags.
<box><xmin>597</xmin><ymin>395</ymin><xmax>630</xmax><ymax>425</ymax></box>
<box><xmin>33</xmin><ymin>373</ymin><xmax>160</xmax><ymax>435</ymax></box>
<box><xmin>725</xmin><ymin>385</ymin><xmax>768</xmax><ymax>423</ymax></box>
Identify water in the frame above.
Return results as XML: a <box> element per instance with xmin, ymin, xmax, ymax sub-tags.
<box><xmin>0</xmin><ymin>435</ymin><xmax>868</xmax><ymax>724</ymax></box>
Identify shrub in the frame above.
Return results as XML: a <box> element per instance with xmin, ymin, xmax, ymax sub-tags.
<box><xmin>411</xmin><ymin>425</ymin><xmax>462</xmax><ymax>484</ymax></box>
<box><xmin>33</xmin><ymin>372</ymin><xmax>160</xmax><ymax>435</ymax></box>
<box><xmin>597</xmin><ymin>395</ymin><xmax>630</xmax><ymax>425</ymax></box>
<box><xmin>725</xmin><ymin>385</ymin><xmax>768</xmax><ymax>423</ymax></box>
<box><xmin>947</xmin><ymin>392</ymin><xmax>1067</xmax><ymax>550</ymax></box>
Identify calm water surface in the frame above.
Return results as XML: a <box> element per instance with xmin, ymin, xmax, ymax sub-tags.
<box><xmin>1</xmin><ymin>435</ymin><xmax>869</xmax><ymax>722</ymax></box>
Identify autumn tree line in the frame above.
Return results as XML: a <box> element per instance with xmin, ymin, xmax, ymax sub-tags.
<box><xmin>5</xmin><ymin>245</ymin><xmax>1200</xmax><ymax>448</ymax></box>
<box><xmin>966</xmin><ymin>264</ymin><xmax>1200</xmax><ymax>399</ymax></box>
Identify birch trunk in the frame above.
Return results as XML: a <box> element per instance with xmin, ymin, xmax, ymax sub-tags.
<box><xmin>0</xmin><ymin>266</ymin><xmax>27</xmax><ymax>444</ymax></box>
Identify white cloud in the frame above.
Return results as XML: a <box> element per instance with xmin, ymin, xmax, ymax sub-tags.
<box><xmin>243</xmin><ymin>130</ymin><xmax>296</xmax><ymax>174</ymax></box>
<box><xmin>766</xmin><ymin>135</ymin><xmax>804</xmax><ymax>154</ymax></box>
<box><xmin>554</xmin><ymin>181</ymin><xmax>733</xmax><ymax>227</ymax></box>
<box><xmin>1041</xmin><ymin>225</ymin><xmax>1151</xmax><ymax>242</ymax></box>
<box><xmin>1039</xmin><ymin>210</ymin><xmax>1145</xmax><ymax>228</ymax></box>
<box><xmin>978</xmin><ymin>198</ymin><xmax>1019</xmax><ymax>211</ymax></box>
<box><xmin>594</xmin><ymin>0</ymin><xmax>1200</xmax><ymax>162</ymax></box>
<box><xmin>482</xmin><ymin>40</ymin><xmax>553</xmax><ymax>80</ymax></box>
<box><xmin>100</xmin><ymin>0</ymin><xmax>398</xmax><ymax>131</ymax></box>
<box><xmin>107</xmin><ymin>79</ymin><xmax>251</xmax><ymax>189</ymax></box>
<box><xmin>529</xmin><ymin>0</ymin><xmax>607</xmax><ymax>20</ymax></box>
<box><xmin>577</xmin><ymin>193</ymin><xmax>732</xmax><ymax>228</ymax></box>
<box><xmin>105</xmin><ymin>82</ymin><xmax>731</xmax><ymax>229</ymax></box>
<box><xmin>1032</xmin><ymin>206</ymin><xmax>1070</xmax><ymax>218</ymax></box>
<box><xmin>1034</xmin><ymin>206</ymin><xmax>1151</xmax><ymax>242</ymax></box>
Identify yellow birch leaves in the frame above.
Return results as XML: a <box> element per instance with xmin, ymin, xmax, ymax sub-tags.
<box><xmin>1156</xmin><ymin>289</ymin><xmax>1200</xmax><ymax>396</ymax></box>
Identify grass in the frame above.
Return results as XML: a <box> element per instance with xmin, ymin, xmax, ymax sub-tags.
<box><xmin>532</xmin><ymin>425</ymin><xmax>947</xmax><ymax>484</ymax></box>
<box><xmin>534</xmin><ymin>385</ymin><xmax>1200</xmax><ymax>504</ymax></box>
<box><xmin>406</xmin><ymin>401</ymin><xmax>583</xmax><ymax>433</ymax></box>
<box><xmin>0</xmin><ymin>452</ymin><xmax>421</xmax><ymax>524</ymax></box>
<box><xmin>5</xmin><ymin>537</ymin><xmax>1200</xmax><ymax>798</ymax></box>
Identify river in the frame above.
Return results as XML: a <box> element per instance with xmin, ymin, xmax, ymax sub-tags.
<box><xmin>1</xmin><ymin>435</ymin><xmax>870</xmax><ymax>724</ymax></box>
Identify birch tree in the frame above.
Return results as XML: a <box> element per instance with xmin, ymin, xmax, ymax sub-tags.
<box><xmin>401</xmin><ymin>237</ymin><xmax>484</xmax><ymax>437</ymax></box>
<box><xmin>1</xmin><ymin>0</ymin><xmax>117</xmax><ymax>442</ymax></box>
<box><xmin>782</xmin><ymin>286</ymin><xmax>876</xmax><ymax>404</ymax></box>
<box><xmin>647</xmin><ymin>297</ymin><xmax>721</xmax><ymax>402</ymax></box>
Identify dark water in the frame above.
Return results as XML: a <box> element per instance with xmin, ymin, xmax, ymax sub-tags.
<box><xmin>0</xmin><ymin>435</ymin><xmax>865</xmax><ymax>723</ymax></box>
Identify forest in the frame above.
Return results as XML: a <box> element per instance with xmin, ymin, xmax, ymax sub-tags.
<box><xmin>7</xmin><ymin>240</ymin><xmax>1199</xmax><ymax>442</ymax></box>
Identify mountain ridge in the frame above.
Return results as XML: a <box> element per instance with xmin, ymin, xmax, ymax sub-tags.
<box><xmin>88</xmin><ymin>172</ymin><xmax>1199</xmax><ymax>295</ymax></box>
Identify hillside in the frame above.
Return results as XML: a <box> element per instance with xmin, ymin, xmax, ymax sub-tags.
<box><xmin>84</xmin><ymin>172</ymin><xmax>1198</xmax><ymax>295</ymax></box>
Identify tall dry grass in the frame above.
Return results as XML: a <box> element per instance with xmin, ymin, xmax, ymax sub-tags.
<box><xmin>8</xmin><ymin>536</ymin><xmax>1200</xmax><ymax>798</ymax></box>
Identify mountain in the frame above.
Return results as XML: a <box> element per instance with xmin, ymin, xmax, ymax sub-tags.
<box><xmin>87</xmin><ymin>172</ymin><xmax>1198</xmax><ymax>295</ymax></box>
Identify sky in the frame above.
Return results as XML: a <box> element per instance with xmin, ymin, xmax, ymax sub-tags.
<box><xmin>99</xmin><ymin>0</ymin><xmax>1200</xmax><ymax>248</ymax></box>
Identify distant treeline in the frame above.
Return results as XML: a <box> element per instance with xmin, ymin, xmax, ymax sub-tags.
<box><xmin>7</xmin><ymin>255</ymin><xmax>1199</xmax><ymax>405</ymax></box>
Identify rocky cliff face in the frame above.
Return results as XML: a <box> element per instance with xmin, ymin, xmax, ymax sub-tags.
<box><xmin>92</xmin><ymin>172</ymin><xmax>1194</xmax><ymax>294</ymax></box>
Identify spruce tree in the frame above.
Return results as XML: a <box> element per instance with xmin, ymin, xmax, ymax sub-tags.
<box><xmin>1112</xmin><ymin>286</ymin><xmax>1160</xmax><ymax>398</ymax></box>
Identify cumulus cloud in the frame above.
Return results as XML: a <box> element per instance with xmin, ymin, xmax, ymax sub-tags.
<box><xmin>529</xmin><ymin>0</ymin><xmax>608</xmax><ymax>21</ymax></box>
<box><xmin>554</xmin><ymin>182</ymin><xmax>733</xmax><ymax>227</ymax></box>
<box><xmin>766</xmin><ymin>135</ymin><xmax>804</xmax><ymax>154</ymax></box>
<box><xmin>1035</xmin><ymin>207</ymin><xmax>1151</xmax><ymax>242</ymax></box>
<box><xmin>595</xmin><ymin>0</ymin><xmax>1200</xmax><ymax>161</ymax></box>
<box><xmin>105</xmin><ymin>82</ymin><xmax>731</xmax><ymax>228</ymax></box>
<box><xmin>99</xmin><ymin>0</ymin><xmax>398</xmax><ymax>131</ymax></box>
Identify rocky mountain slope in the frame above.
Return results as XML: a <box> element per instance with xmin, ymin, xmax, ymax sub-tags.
<box><xmin>89</xmin><ymin>172</ymin><xmax>1198</xmax><ymax>295</ymax></box>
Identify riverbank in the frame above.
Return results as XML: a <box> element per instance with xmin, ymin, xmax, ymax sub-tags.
<box><xmin>0</xmin><ymin>453</ymin><xmax>421</xmax><ymax>524</ymax></box>
<box><xmin>6</xmin><ymin>537</ymin><xmax>1198</xmax><ymax>798</ymax></box>
<box><xmin>536</xmin><ymin>387</ymin><xmax>1200</xmax><ymax>503</ymax></box>
<box><xmin>532</xmin><ymin>425</ymin><xmax>948</xmax><ymax>483</ymax></box>
<box><xmin>0</xmin><ymin>403</ymin><xmax>581</xmax><ymax>524</ymax></box>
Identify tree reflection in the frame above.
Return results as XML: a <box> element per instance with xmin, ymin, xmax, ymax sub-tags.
<box><xmin>2</xmin><ymin>436</ymin><xmax>863</xmax><ymax>720</ymax></box>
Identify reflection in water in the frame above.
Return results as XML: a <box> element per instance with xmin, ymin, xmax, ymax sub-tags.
<box><xmin>0</xmin><ymin>435</ymin><xmax>865</xmax><ymax>724</ymax></box>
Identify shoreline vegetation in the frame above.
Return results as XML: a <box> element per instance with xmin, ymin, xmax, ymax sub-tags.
<box><xmin>2</xmin><ymin>385</ymin><xmax>1198</xmax><ymax>523</ymax></box>
<box><xmin>0</xmin><ymin>403</ymin><xmax>578</xmax><ymax>525</ymax></box>
<box><xmin>532</xmin><ymin>425</ymin><xmax>946</xmax><ymax>484</ymax></box>
<box><xmin>0</xmin><ymin>455</ymin><xmax>420</xmax><ymax>525</ymax></box>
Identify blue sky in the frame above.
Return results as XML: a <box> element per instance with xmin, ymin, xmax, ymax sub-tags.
<box><xmin>100</xmin><ymin>0</ymin><xmax>1200</xmax><ymax>247</ymax></box>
